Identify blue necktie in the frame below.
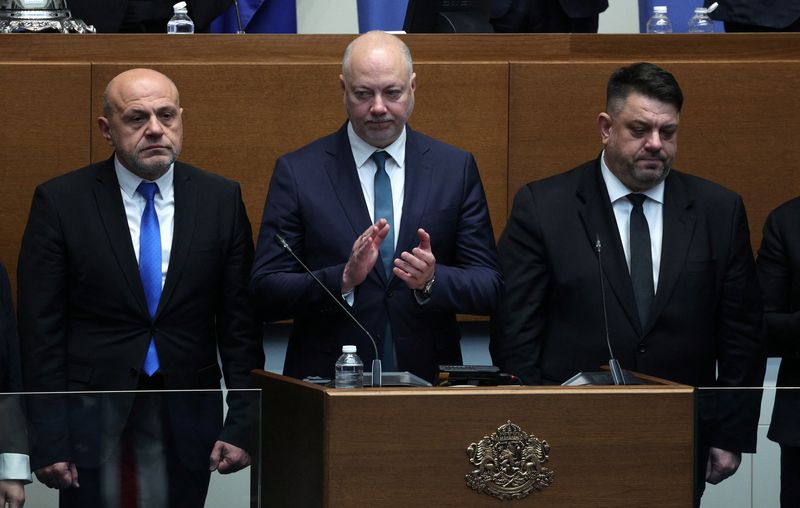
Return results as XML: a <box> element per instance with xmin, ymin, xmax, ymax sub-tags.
<box><xmin>371</xmin><ymin>151</ymin><xmax>397</xmax><ymax>370</ymax></box>
<box><xmin>372</xmin><ymin>151</ymin><xmax>394</xmax><ymax>277</ymax></box>
<box><xmin>137</xmin><ymin>182</ymin><xmax>161</xmax><ymax>376</ymax></box>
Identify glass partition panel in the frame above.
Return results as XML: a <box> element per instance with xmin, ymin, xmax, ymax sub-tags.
<box><xmin>0</xmin><ymin>389</ymin><xmax>260</xmax><ymax>508</ymax></box>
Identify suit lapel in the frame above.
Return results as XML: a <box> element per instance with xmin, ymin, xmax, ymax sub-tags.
<box><xmin>646</xmin><ymin>172</ymin><xmax>696</xmax><ymax>334</ymax></box>
<box><xmin>92</xmin><ymin>158</ymin><xmax>149</xmax><ymax>318</ymax></box>
<box><xmin>323</xmin><ymin>125</ymin><xmax>386</xmax><ymax>283</ymax></box>
<box><xmin>576</xmin><ymin>160</ymin><xmax>643</xmax><ymax>335</ymax></box>
<box><xmin>159</xmin><ymin>162</ymin><xmax>196</xmax><ymax>318</ymax></box>
<box><xmin>393</xmin><ymin>128</ymin><xmax>432</xmax><ymax>288</ymax></box>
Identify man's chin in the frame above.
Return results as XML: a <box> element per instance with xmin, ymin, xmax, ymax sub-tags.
<box><xmin>124</xmin><ymin>155</ymin><xmax>175</xmax><ymax>180</ymax></box>
<box><xmin>633</xmin><ymin>165</ymin><xmax>669</xmax><ymax>186</ymax></box>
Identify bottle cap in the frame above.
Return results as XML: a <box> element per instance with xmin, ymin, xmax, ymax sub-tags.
<box><xmin>694</xmin><ymin>7</ymin><xmax>708</xmax><ymax>14</ymax></box>
<box><xmin>173</xmin><ymin>1</ymin><xmax>187</xmax><ymax>11</ymax></box>
<box><xmin>342</xmin><ymin>345</ymin><xmax>357</xmax><ymax>353</ymax></box>
<box><xmin>653</xmin><ymin>6</ymin><xmax>667</xmax><ymax>13</ymax></box>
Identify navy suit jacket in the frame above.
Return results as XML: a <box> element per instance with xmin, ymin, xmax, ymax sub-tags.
<box><xmin>757</xmin><ymin>197</ymin><xmax>800</xmax><ymax>446</ymax></box>
<box><xmin>251</xmin><ymin>124</ymin><xmax>501</xmax><ymax>383</ymax></box>
<box><xmin>490</xmin><ymin>158</ymin><xmax>766</xmax><ymax>453</ymax></box>
<box><xmin>17</xmin><ymin>157</ymin><xmax>263</xmax><ymax>469</ymax></box>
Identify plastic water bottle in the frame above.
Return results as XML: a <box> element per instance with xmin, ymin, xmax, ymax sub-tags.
<box><xmin>688</xmin><ymin>7</ymin><xmax>714</xmax><ymax>33</ymax></box>
<box><xmin>334</xmin><ymin>345</ymin><xmax>363</xmax><ymax>388</ymax></box>
<box><xmin>167</xmin><ymin>1</ymin><xmax>194</xmax><ymax>34</ymax></box>
<box><xmin>646</xmin><ymin>6</ymin><xmax>672</xmax><ymax>34</ymax></box>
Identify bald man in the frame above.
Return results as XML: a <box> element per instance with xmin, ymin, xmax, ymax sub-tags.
<box><xmin>251</xmin><ymin>31</ymin><xmax>501</xmax><ymax>383</ymax></box>
<box><xmin>18</xmin><ymin>68</ymin><xmax>263</xmax><ymax>507</ymax></box>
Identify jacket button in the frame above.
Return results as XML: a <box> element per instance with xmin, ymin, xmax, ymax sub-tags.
<box><xmin>638</xmin><ymin>345</ymin><xmax>647</xmax><ymax>354</ymax></box>
<box><xmin>129</xmin><ymin>368</ymin><xmax>139</xmax><ymax>378</ymax></box>
<box><xmin>386</xmin><ymin>290</ymin><xmax>393</xmax><ymax>298</ymax></box>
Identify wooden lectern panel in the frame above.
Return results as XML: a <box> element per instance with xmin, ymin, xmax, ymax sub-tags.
<box><xmin>254</xmin><ymin>371</ymin><xmax>694</xmax><ymax>508</ymax></box>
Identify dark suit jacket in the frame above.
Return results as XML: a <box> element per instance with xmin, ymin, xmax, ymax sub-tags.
<box><xmin>0</xmin><ymin>262</ymin><xmax>27</xmax><ymax>458</ymax></box>
<box><xmin>17</xmin><ymin>157</ymin><xmax>263</xmax><ymax>470</ymax></box>
<box><xmin>251</xmin><ymin>124</ymin><xmax>502</xmax><ymax>383</ymax></box>
<box><xmin>705</xmin><ymin>0</ymin><xmax>800</xmax><ymax>29</ymax></box>
<box><xmin>67</xmin><ymin>0</ymin><xmax>231</xmax><ymax>32</ymax></box>
<box><xmin>491</xmin><ymin>0</ymin><xmax>608</xmax><ymax>32</ymax></box>
<box><xmin>757</xmin><ymin>197</ymin><xmax>800</xmax><ymax>447</ymax></box>
<box><xmin>490</xmin><ymin>158</ymin><xmax>766</xmax><ymax>453</ymax></box>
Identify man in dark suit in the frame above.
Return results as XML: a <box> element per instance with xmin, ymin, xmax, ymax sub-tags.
<box><xmin>251</xmin><ymin>31</ymin><xmax>501</xmax><ymax>384</ymax></box>
<box><xmin>67</xmin><ymin>0</ymin><xmax>231</xmax><ymax>32</ymax></box>
<box><xmin>18</xmin><ymin>68</ymin><xmax>263</xmax><ymax>507</ymax></box>
<box><xmin>705</xmin><ymin>0</ymin><xmax>800</xmax><ymax>32</ymax></box>
<box><xmin>756</xmin><ymin>198</ymin><xmax>800</xmax><ymax>507</ymax></box>
<box><xmin>0</xmin><ymin>263</ymin><xmax>30</xmax><ymax>507</ymax></box>
<box><xmin>491</xmin><ymin>0</ymin><xmax>608</xmax><ymax>33</ymax></box>
<box><xmin>490</xmin><ymin>62</ymin><xmax>766</xmax><ymax>501</ymax></box>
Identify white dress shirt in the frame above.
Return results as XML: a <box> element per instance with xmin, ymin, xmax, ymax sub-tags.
<box><xmin>600</xmin><ymin>151</ymin><xmax>664</xmax><ymax>291</ymax></box>
<box><xmin>114</xmin><ymin>156</ymin><xmax>175</xmax><ymax>289</ymax></box>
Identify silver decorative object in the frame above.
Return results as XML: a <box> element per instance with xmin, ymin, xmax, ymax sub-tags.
<box><xmin>0</xmin><ymin>0</ymin><xmax>95</xmax><ymax>33</ymax></box>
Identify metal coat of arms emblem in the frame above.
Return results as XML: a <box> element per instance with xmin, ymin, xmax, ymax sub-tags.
<box><xmin>466</xmin><ymin>420</ymin><xmax>554</xmax><ymax>500</ymax></box>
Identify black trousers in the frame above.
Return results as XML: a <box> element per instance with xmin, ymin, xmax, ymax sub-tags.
<box><xmin>59</xmin><ymin>376</ymin><xmax>212</xmax><ymax>508</ymax></box>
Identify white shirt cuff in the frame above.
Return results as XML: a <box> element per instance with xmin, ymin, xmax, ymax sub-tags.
<box><xmin>0</xmin><ymin>453</ymin><xmax>32</xmax><ymax>482</ymax></box>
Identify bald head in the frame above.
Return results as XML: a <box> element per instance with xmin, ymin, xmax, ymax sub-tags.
<box><xmin>98</xmin><ymin>68</ymin><xmax>184</xmax><ymax>180</ymax></box>
<box><xmin>103</xmin><ymin>68</ymin><xmax>181</xmax><ymax>119</ymax></box>
<box><xmin>342</xmin><ymin>31</ymin><xmax>414</xmax><ymax>82</ymax></box>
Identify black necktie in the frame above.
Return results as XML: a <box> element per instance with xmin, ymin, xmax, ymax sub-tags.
<box><xmin>627</xmin><ymin>193</ymin><xmax>654</xmax><ymax>328</ymax></box>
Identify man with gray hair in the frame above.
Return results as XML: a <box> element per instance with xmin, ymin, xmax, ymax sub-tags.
<box><xmin>252</xmin><ymin>31</ymin><xmax>501</xmax><ymax>383</ymax></box>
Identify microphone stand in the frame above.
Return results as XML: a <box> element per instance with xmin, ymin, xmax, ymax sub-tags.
<box><xmin>274</xmin><ymin>234</ymin><xmax>382</xmax><ymax>387</ymax></box>
<box><xmin>232</xmin><ymin>0</ymin><xmax>245</xmax><ymax>34</ymax></box>
<box><xmin>596</xmin><ymin>237</ymin><xmax>625</xmax><ymax>385</ymax></box>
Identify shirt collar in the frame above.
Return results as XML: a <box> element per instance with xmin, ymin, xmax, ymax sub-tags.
<box><xmin>599</xmin><ymin>150</ymin><xmax>665</xmax><ymax>205</ymax></box>
<box><xmin>114</xmin><ymin>155</ymin><xmax>174</xmax><ymax>199</ymax></box>
<box><xmin>347</xmin><ymin>122</ymin><xmax>407</xmax><ymax>169</ymax></box>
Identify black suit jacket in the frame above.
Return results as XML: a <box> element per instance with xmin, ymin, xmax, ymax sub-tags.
<box><xmin>0</xmin><ymin>262</ymin><xmax>27</xmax><ymax>458</ymax></box>
<box><xmin>757</xmin><ymin>197</ymin><xmax>800</xmax><ymax>446</ymax></box>
<box><xmin>705</xmin><ymin>0</ymin><xmax>800</xmax><ymax>29</ymax></box>
<box><xmin>491</xmin><ymin>0</ymin><xmax>608</xmax><ymax>32</ymax></box>
<box><xmin>67</xmin><ymin>0</ymin><xmax>231</xmax><ymax>32</ymax></box>
<box><xmin>251</xmin><ymin>124</ymin><xmax>502</xmax><ymax>383</ymax></box>
<box><xmin>490</xmin><ymin>158</ymin><xmax>766</xmax><ymax>453</ymax></box>
<box><xmin>18</xmin><ymin>157</ymin><xmax>263</xmax><ymax>469</ymax></box>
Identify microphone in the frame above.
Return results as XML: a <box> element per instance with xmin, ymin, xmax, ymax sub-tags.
<box><xmin>596</xmin><ymin>236</ymin><xmax>625</xmax><ymax>385</ymax></box>
<box><xmin>232</xmin><ymin>0</ymin><xmax>245</xmax><ymax>34</ymax></box>
<box><xmin>273</xmin><ymin>234</ymin><xmax>382</xmax><ymax>387</ymax></box>
<box><xmin>562</xmin><ymin>235</ymin><xmax>641</xmax><ymax>386</ymax></box>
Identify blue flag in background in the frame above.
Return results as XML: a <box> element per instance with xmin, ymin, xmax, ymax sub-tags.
<box><xmin>211</xmin><ymin>0</ymin><xmax>297</xmax><ymax>33</ymax></box>
<box><xmin>357</xmin><ymin>0</ymin><xmax>408</xmax><ymax>32</ymax></box>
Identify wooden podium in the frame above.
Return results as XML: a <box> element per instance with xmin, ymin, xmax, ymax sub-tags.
<box><xmin>251</xmin><ymin>370</ymin><xmax>694</xmax><ymax>507</ymax></box>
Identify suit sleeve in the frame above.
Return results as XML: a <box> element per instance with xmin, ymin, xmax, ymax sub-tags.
<box><xmin>216</xmin><ymin>183</ymin><xmax>265</xmax><ymax>453</ymax></box>
<box><xmin>0</xmin><ymin>262</ymin><xmax>30</xmax><ymax>479</ymax></box>
<box><xmin>17</xmin><ymin>185</ymin><xmax>72</xmax><ymax>468</ymax></box>
<box><xmin>424</xmin><ymin>154</ymin><xmax>502</xmax><ymax>316</ymax></box>
<box><xmin>489</xmin><ymin>185</ymin><xmax>549</xmax><ymax>384</ymax></box>
<box><xmin>757</xmin><ymin>206</ymin><xmax>800</xmax><ymax>356</ymax></box>
<box><xmin>250</xmin><ymin>157</ymin><xmax>350</xmax><ymax>322</ymax></box>
<box><xmin>712</xmin><ymin>195</ymin><xmax>767</xmax><ymax>452</ymax></box>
